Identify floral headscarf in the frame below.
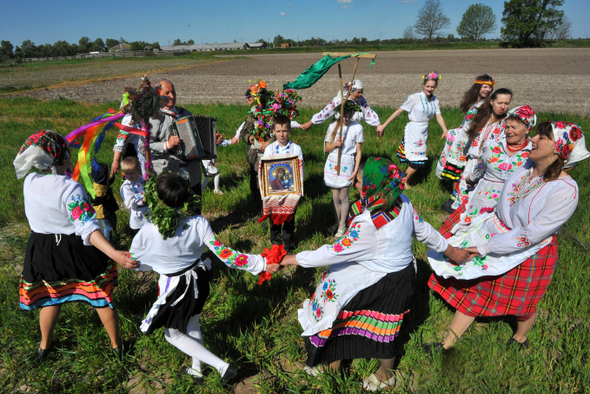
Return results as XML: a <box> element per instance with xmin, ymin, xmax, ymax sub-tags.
<box><xmin>13</xmin><ymin>130</ymin><xmax>70</xmax><ymax>179</ymax></box>
<box><xmin>507</xmin><ymin>105</ymin><xmax>537</xmax><ymax>131</ymax></box>
<box><xmin>551</xmin><ymin>121</ymin><xmax>590</xmax><ymax>167</ymax></box>
<box><xmin>349</xmin><ymin>157</ymin><xmax>406</xmax><ymax>229</ymax></box>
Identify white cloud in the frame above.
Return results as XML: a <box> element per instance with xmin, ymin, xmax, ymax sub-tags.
<box><xmin>280</xmin><ymin>11</ymin><xmax>286</xmax><ymax>16</ymax></box>
<box><xmin>341</xmin><ymin>5</ymin><xmax>352</xmax><ymax>8</ymax></box>
<box><xmin>337</xmin><ymin>0</ymin><xmax>353</xmax><ymax>3</ymax></box>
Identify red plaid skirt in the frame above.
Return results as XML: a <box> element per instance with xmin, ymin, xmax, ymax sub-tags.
<box><xmin>439</xmin><ymin>202</ymin><xmax>466</xmax><ymax>239</ymax></box>
<box><xmin>428</xmin><ymin>236</ymin><xmax>558</xmax><ymax>321</ymax></box>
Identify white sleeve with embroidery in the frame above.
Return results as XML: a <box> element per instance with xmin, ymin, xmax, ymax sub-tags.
<box><xmin>296</xmin><ymin>220</ymin><xmax>378</xmax><ymax>268</ymax></box>
<box><xmin>478</xmin><ymin>182</ymin><xmax>579</xmax><ymax>256</ymax></box>
<box><xmin>200</xmin><ymin>217</ymin><xmax>267</xmax><ymax>274</ymax></box>
<box><xmin>113</xmin><ymin>114</ymin><xmax>135</xmax><ymax>152</ymax></box>
<box><xmin>311</xmin><ymin>94</ymin><xmax>342</xmax><ymax>125</ymax></box>
<box><xmin>411</xmin><ymin>207</ymin><xmax>449</xmax><ymax>253</ymax></box>
<box><xmin>361</xmin><ymin>103</ymin><xmax>381</xmax><ymax>127</ymax></box>
<box><xmin>120</xmin><ymin>183</ymin><xmax>139</xmax><ymax>210</ymax></box>
<box><xmin>65</xmin><ymin>183</ymin><xmax>101</xmax><ymax>245</ymax></box>
<box><xmin>400</xmin><ymin>94</ymin><xmax>416</xmax><ymax>113</ymax></box>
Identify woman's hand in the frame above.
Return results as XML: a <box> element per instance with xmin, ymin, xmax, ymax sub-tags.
<box><xmin>348</xmin><ymin>170</ymin><xmax>358</xmax><ymax>182</ymax></box>
<box><xmin>280</xmin><ymin>255</ymin><xmax>299</xmax><ymax>266</ymax></box>
<box><xmin>441</xmin><ymin>130</ymin><xmax>448</xmax><ymax>140</ymax></box>
<box><xmin>112</xmin><ymin>251</ymin><xmax>139</xmax><ymax>270</ymax></box>
<box><xmin>265</xmin><ymin>263</ymin><xmax>280</xmax><ymax>274</ymax></box>
<box><xmin>333</xmin><ymin>137</ymin><xmax>343</xmax><ymax>148</ymax></box>
<box><xmin>464</xmin><ymin>247</ymin><xmax>480</xmax><ymax>256</ymax></box>
<box><xmin>376</xmin><ymin>124</ymin><xmax>385</xmax><ymax>137</ymax></box>
<box><xmin>300</xmin><ymin>121</ymin><xmax>313</xmax><ymax>130</ymax></box>
<box><xmin>444</xmin><ymin>245</ymin><xmax>478</xmax><ymax>265</ymax></box>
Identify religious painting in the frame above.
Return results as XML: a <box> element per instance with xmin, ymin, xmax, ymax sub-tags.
<box><xmin>260</xmin><ymin>157</ymin><xmax>302</xmax><ymax>196</ymax></box>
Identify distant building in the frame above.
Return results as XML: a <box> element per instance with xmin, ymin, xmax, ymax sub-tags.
<box><xmin>109</xmin><ymin>43</ymin><xmax>131</xmax><ymax>52</ymax></box>
<box><xmin>281</xmin><ymin>43</ymin><xmax>290</xmax><ymax>48</ymax></box>
<box><xmin>160</xmin><ymin>42</ymin><xmax>266</xmax><ymax>52</ymax></box>
<box><xmin>246</xmin><ymin>42</ymin><xmax>267</xmax><ymax>49</ymax></box>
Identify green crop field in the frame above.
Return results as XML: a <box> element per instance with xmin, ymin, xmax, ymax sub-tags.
<box><xmin>1</xmin><ymin>98</ymin><xmax>589</xmax><ymax>393</ymax></box>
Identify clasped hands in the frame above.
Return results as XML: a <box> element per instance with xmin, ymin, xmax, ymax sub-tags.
<box><xmin>444</xmin><ymin>245</ymin><xmax>480</xmax><ymax>265</ymax></box>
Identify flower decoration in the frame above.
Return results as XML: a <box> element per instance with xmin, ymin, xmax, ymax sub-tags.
<box><xmin>257</xmin><ymin>244</ymin><xmax>287</xmax><ymax>285</ymax></box>
<box><xmin>507</xmin><ymin>105</ymin><xmax>536</xmax><ymax>131</ymax></box>
<box><xmin>334</xmin><ymin>100</ymin><xmax>361</xmax><ymax>115</ymax></box>
<box><xmin>122</xmin><ymin>76</ymin><xmax>170</xmax><ymax>124</ymax></box>
<box><xmin>475</xmin><ymin>79</ymin><xmax>495</xmax><ymax>87</ymax></box>
<box><xmin>422</xmin><ymin>72</ymin><xmax>441</xmax><ymax>81</ymax></box>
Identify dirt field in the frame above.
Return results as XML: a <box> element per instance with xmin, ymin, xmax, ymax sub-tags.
<box><xmin>5</xmin><ymin>48</ymin><xmax>590</xmax><ymax>116</ymax></box>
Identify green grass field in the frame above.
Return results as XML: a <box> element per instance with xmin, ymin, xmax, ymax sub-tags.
<box><xmin>0</xmin><ymin>98</ymin><xmax>589</xmax><ymax>393</ymax></box>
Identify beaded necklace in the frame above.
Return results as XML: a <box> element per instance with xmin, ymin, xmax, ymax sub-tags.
<box><xmin>507</xmin><ymin>169</ymin><xmax>546</xmax><ymax>207</ymax></box>
<box><xmin>506</xmin><ymin>140</ymin><xmax>528</xmax><ymax>153</ymax></box>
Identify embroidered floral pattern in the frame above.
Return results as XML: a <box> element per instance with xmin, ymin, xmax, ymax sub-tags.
<box><xmin>332</xmin><ymin>222</ymin><xmax>361</xmax><ymax>253</ymax></box>
<box><xmin>472</xmin><ymin>255</ymin><xmax>489</xmax><ymax>270</ymax></box>
<box><xmin>320</xmin><ymin>278</ymin><xmax>339</xmax><ymax>303</ymax></box>
<box><xmin>68</xmin><ymin>195</ymin><xmax>96</xmax><ymax>224</ymax></box>
<box><xmin>310</xmin><ymin>292</ymin><xmax>324</xmax><ymax>322</ymax></box>
<box><xmin>209</xmin><ymin>236</ymin><xmax>249</xmax><ymax>268</ymax></box>
<box><xmin>413</xmin><ymin>209</ymin><xmax>424</xmax><ymax>223</ymax></box>
<box><xmin>516</xmin><ymin>233</ymin><xmax>532</xmax><ymax>248</ymax></box>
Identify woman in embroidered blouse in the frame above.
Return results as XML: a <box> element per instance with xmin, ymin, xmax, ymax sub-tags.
<box><xmin>13</xmin><ymin>130</ymin><xmax>137</xmax><ymax>361</ymax></box>
<box><xmin>376</xmin><ymin>72</ymin><xmax>449</xmax><ymax>189</ymax></box>
<box><xmin>299</xmin><ymin>80</ymin><xmax>382</xmax><ymax>131</ymax></box>
<box><xmin>450</xmin><ymin>88</ymin><xmax>513</xmax><ymax>211</ymax></box>
<box><xmin>281</xmin><ymin>157</ymin><xmax>471</xmax><ymax>391</ymax></box>
<box><xmin>436</xmin><ymin>75</ymin><xmax>494</xmax><ymax>212</ymax></box>
<box><xmin>425</xmin><ymin>121</ymin><xmax>589</xmax><ymax>352</ymax></box>
<box><xmin>441</xmin><ymin>106</ymin><xmax>536</xmax><ymax>238</ymax></box>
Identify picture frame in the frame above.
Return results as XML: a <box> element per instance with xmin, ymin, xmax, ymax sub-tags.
<box><xmin>260</xmin><ymin>157</ymin><xmax>302</xmax><ymax>196</ymax></box>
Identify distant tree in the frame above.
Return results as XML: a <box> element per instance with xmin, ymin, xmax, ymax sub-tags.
<box><xmin>52</xmin><ymin>40</ymin><xmax>71</xmax><ymax>56</ymax></box>
<box><xmin>14</xmin><ymin>46</ymin><xmax>24</xmax><ymax>61</ymax></box>
<box><xmin>548</xmin><ymin>15</ymin><xmax>572</xmax><ymax>40</ymax></box>
<box><xmin>0</xmin><ymin>40</ymin><xmax>14</xmax><ymax>60</ymax></box>
<box><xmin>456</xmin><ymin>3</ymin><xmax>497</xmax><ymax>42</ymax></box>
<box><xmin>38</xmin><ymin>43</ymin><xmax>53</xmax><ymax>57</ymax></box>
<box><xmin>91</xmin><ymin>38</ymin><xmax>106</xmax><ymax>52</ymax></box>
<box><xmin>403</xmin><ymin>26</ymin><xmax>416</xmax><ymax>41</ymax></box>
<box><xmin>106</xmin><ymin>38</ymin><xmax>119</xmax><ymax>50</ymax></box>
<box><xmin>187</xmin><ymin>39</ymin><xmax>195</xmax><ymax>45</ymax></box>
<box><xmin>414</xmin><ymin>0</ymin><xmax>450</xmax><ymax>42</ymax></box>
<box><xmin>273</xmin><ymin>35</ymin><xmax>284</xmax><ymax>48</ymax></box>
<box><xmin>501</xmin><ymin>0</ymin><xmax>565</xmax><ymax>47</ymax></box>
<box><xmin>130</xmin><ymin>41</ymin><xmax>149</xmax><ymax>51</ymax></box>
<box><xmin>78</xmin><ymin>36</ymin><xmax>91</xmax><ymax>53</ymax></box>
<box><xmin>173</xmin><ymin>38</ymin><xmax>183</xmax><ymax>45</ymax></box>
<box><xmin>151</xmin><ymin>42</ymin><xmax>161</xmax><ymax>49</ymax></box>
<box><xmin>21</xmin><ymin>40</ymin><xmax>37</xmax><ymax>58</ymax></box>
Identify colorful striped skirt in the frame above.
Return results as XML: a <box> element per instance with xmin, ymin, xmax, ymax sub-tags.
<box><xmin>305</xmin><ymin>263</ymin><xmax>416</xmax><ymax>367</ymax></box>
<box><xmin>397</xmin><ymin>138</ymin><xmax>427</xmax><ymax>168</ymax></box>
<box><xmin>428</xmin><ymin>236</ymin><xmax>558</xmax><ymax>321</ymax></box>
<box><xmin>439</xmin><ymin>202</ymin><xmax>467</xmax><ymax>239</ymax></box>
<box><xmin>19</xmin><ymin>232</ymin><xmax>118</xmax><ymax>310</ymax></box>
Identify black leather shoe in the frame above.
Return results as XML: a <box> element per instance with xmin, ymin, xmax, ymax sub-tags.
<box><xmin>506</xmin><ymin>337</ymin><xmax>529</xmax><ymax>350</ymax></box>
<box><xmin>422</xmin><ymin>342</ymin><xmax>448</xmax><ymax>355</ymax></box>
<box><xmin>182</xmin><ymin>367</ymin><xmax>205</xmax><ymax>384</ymax></box>
<box><xmin>112</xmin><ymin>344</ymin><xmax>124</xmax><ymax>360</ymax></box>
<box><xmin>222</xmin><ymin>364</ymin><xmax>238</xmax><ymax>382</ymax></box>
<box><xmin>441</xmin><ymin>199</ymin><xmax>455</xmax><ymax>214</ymax></box>
<box><xmin>37</xmin><ymin>347</ymin><xmax>51</xmax><ymax>362</ymax></box>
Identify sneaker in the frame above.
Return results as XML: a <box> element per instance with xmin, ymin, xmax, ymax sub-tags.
<box><xmin>334</xmin><ymin>227</ymin><xmax>346</xmax><ymax>238</ymax></box>
<box><xmin>362</xmin><ymin>373</ymin><xmax>396</xmax><ymax>391</ymax></box>
<box><xmin>304</xmin><ymin>365</ymin><xmax>323</xmax><ymax>377</ymax></box>
<box><xmin>327</xmin><ymin>224</ymin><xmax>338</xmax><ymax>235</ymax></box>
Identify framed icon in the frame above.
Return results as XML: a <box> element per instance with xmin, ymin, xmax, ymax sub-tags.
<box><xmin>260</xmin><ymin>157</ymin><xmax>302</xmax><ymax>196</ymax></box>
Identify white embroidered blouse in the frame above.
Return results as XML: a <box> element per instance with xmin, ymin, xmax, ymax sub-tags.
<box><xmin>324</xmin><ymin>121</ymin><xmax>364</xmax><ymax>156</ymax></box>
<box><xmin>401</xmin><ymin>92</ymin><xmax>441</xmax><ymax>124</ymax></box>
<box><xmin>310</xmin><ymin>93</ymin><xmax>380</xmax><ymax>127</ymax></box>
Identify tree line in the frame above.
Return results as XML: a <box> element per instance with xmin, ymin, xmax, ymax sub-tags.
<box><xmin>0</xmin><ymin>0</ymin><xmax>575</xmax><ymax>62</ymax></box>
<box><xmin>0</xmin><ymin>37</ymin><xmax>160</xmax><ymax>61</ymax></box>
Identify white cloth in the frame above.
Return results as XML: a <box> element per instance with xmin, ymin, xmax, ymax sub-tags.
<box><xmin>297</xmin><ymin>195</ymin><xmax>448</xmax><ymax>336</ymax></box>
<box><xmin>324</xmin><ymin>121</ymin><xmax>364</xmax><ymax>156</ymax></box>
<box><xmin>451</xmin><ymin>138</ymin><xmax>532</xmax><ymax>234</ymax></box>
<box><xmin>113</xmin><ymin>114</ymin><xmax>147</xmax><ymax>177</ymax></box>
<box><xmin>428</xmin><ymin>162</ymin><xmax>579</xmax><ymax>280</ymax></box>
<box><xmin>263</xmin><ymin>140</ymin><xmax>304</xmax><ymax>162</ymax></box>
<box><xmin>323</xmin><ymin>121</ymin><xmax>364</xmax><ymax>188</ymax></box>
<box><xmin>23</xmin><ymin>173</ymin><xmax>101</xmax><ymax>245</ymax></box>
<box><xmin>400</xmin><ymin>92</ymin><xmax>441</xmax><ymax>163</ymax></box>
<box><xmin>311</xmin><ymin>92</ymin><xmax>380</xmax><ymax>127</ymax></box>
<box><xmin>400</xmin><ymin>92</ymin><xmax>441</xmax><ymax>123</ymax></box>
<box><xmin>130</xmin><ymin>215</ymin><xmax>266</xmax><ymax>332</ymax></box>
<box><xmin>120</xmin><ymin>180</ymin><xmax>149</xmax><ymax>230</ymax></box>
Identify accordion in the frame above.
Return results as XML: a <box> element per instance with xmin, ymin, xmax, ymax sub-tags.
<box><xmin>168</xmin><ymin>115</ymin><xmax>217</xmax><ymax>161</ymax></box>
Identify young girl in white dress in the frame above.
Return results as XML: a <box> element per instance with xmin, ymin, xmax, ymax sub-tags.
<box><xmin>323</xmin><ymin>101</ymin><xmax>364</xmax><ymax>237</ymax></box>
<box><xmin>377</xmin><ymin>72</ymin><xmax>448</xmax><ymax>189</ymax></box>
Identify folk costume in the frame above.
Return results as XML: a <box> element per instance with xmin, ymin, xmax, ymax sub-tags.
<box><xmin>436</xmin><ymin>100</ymin><xmax>483</xmax><ymax>180</ymax></box>
<box><xmin>442</xmin><ymin>106</ymin><xmax>536</xmax><ymax>237</ymax></box>
<box><xmin>90</xmin><ymin>163</ymin><xmax>119</xmax><ymax>242</ymax></box>
<box><xmin>396</xmin><ymin>92</ymin><xmax>441</xmax><ymax>168</ymax></box>
<box><xmin>427</xmin><ymin>122</ymin><xmax>588</xmax><ymax>322</ymax></box>
<box><xmin>130</xmin><ymin>186</ymin><xmax>273</xmax><ymax>378</ymax></box>
<box><xmin>309</xmin><ymin>80</ymin><xmax>380</xmax><ymax>127</ymax></box>
<box><xmin>120</xmin><ymin>178</ymin><xmax>149</xmax><ymax>230</ymax></box>
<box><xmin>260</xmin><ymin>140</ymin><xmax>304</xmax><ymax>251</ymax></box>
<box><xmin>296</xmin><ymin>158</ymin><xmax>449</xmax><ymax>367</ymax></box>
<box><xmin>324</xmin><ymin>120</ymin><xmax>364</xmax><ymax>188</ymax></box>
<box><xmin>14</xmin><ymin>131</ymin><xmax>118</xmax><ymax>311</ymax></box>
<box><xmin>113</xmin><ymin>114</ymin><xmax>148</xmax><ymax>177</ymax></box>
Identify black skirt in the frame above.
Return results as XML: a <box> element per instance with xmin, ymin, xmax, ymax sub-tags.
<box><xmin>145</xmin><ymin>265</ymin><xmax>211</xmax><ymax>335</ymax></box>
<box><xmin>305</xmin><ymin>263</ymin><xmax>416</xmax><ymax>367</ymax></box>
<box><xmin>20</xmin><ymin>232</ymin><xmax>117</xmax><ymax>310</ymax></box>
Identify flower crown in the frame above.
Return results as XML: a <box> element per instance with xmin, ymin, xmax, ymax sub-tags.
<box><xmin>475</xmin><ymin>79</ymin><xmax>495</xmax><ymax>87</ymax></box>
<box><xmin>122</xmin><ymin>75</ymin><xmax>170</xmax><ymax>123</ymax></box>
<box><xmin>422</xmin><ymin>72</ymin><xmax>441</xmax><ymax>81</ymax></box>
<box><xmin>334</xmin><ymin>100</ymin><xmax>362</xmax><ymax>114</ymax></box>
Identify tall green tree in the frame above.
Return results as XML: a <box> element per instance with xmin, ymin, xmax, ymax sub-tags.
<box><xmin>106</xmin><ymin>38</ymin><xmax>119</xmax><ymax>50</ymax></box>
<box><xmin>457</xmin><ymin>3</ymin><xmax>497</xmax><ymax>42</ymax></box>
<box><xmin>501</xmin><ymin>0</ymin><xmax>565</xmax><ymax>47</ymax></box>
<box><xmin>78</xmin><ymin>36</ymin><xmax>91</xmax><ymax>52</ymax></box>
<box><xmin>414</xmin><ymin>0</ymin><xmax>450</xmax><ymax>42</ymax></box>
<box><xmin>0</xmin><ymin>40</ymin><xmax>14</xmax><ymax>60</ymax></box>
<box><xmin>21</xmin><ymin>40</ymin><xmax>37</xmax><ymax>58</ymax></box>
<box><xmin>91</xmin><ymin>38</ymin><xmax>106</xmax><ymax>52</ymax></box>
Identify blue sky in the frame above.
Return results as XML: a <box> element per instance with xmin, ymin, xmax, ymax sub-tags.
<box><xmin>1</xmin><ymin>0</ymin><xmax>588</xmax><ymax>47</ymax></box>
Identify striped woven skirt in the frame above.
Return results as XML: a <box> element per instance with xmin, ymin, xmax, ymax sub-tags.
<box><xmin>428</xmin><ymin>236</ymin><xmax>558</xmax><ymax>321</ymax></box>
<box><xmin>305</xmin><ymin>263</ymin><xmax>416</xmax><ymax>367</ymax></box>
<box><xmin>19</xmin><ymin>232</ymin><xmax>118</xmax><ymax>310</ymax></box>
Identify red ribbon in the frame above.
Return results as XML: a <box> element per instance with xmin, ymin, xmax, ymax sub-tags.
<box><xmin>257</xmin><ymin>244</ymin><xmax>287</xmax><ymax>285</ymax></box>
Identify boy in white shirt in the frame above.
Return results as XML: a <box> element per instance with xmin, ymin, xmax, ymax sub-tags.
<box><xmin>119</xmin><ymin>157</ymin><xmax>149</xmax><ymax>232</ymax></box>
<box><xmin>262</xmin><ymin>115</ymin><xmax>304</xmax><ymax>252</ymax></box>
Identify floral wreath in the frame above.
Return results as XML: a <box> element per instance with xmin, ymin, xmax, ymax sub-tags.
<box><xmin>475</xmin><ymin>79</ymin><xmax>495</xmax><ymax>87</ymax></box>
<box><xmin>334</xmin><ymin>100</ymin><xmax>362</xmax><ymax>114</ymax></box>
<box><xmin>144</xmin><ymin>173</ymin><xmax>201</xmax><ymax>239</ymax></box>
<box><xmin>122</xmin><ymin>76</ymin><xmax>170</xmax><ymax>124</ymax></box>
<box><xmin>422</xmin><ymin>72</ymin><xmax>441</xmax><ymax>81</ymax></box>
<box><xmin>248</xmin><ymin>80</ymin><xmax>302</xmax><ymax>143</ymax></box>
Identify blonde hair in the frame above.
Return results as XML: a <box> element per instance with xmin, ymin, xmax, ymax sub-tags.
<box><xmin>121</xmin><ymin>157</ymin><xmax>141</xmax><ymax>172</ymax></box>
